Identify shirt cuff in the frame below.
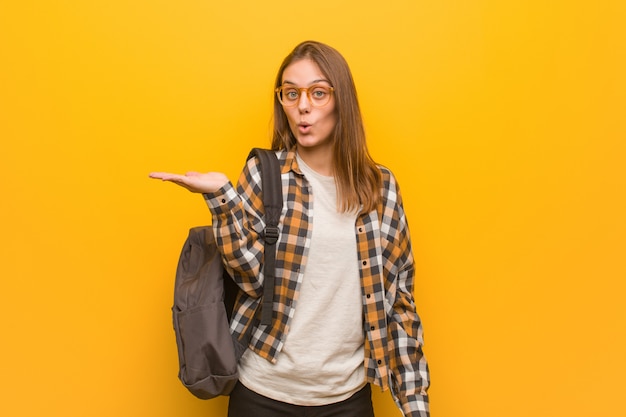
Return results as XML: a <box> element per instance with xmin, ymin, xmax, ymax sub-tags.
<box><xmin>202</xmin><ymin>183</ymin><xmax>238</xmax><ymax>215</ymax></box>
<box><xmin>400</xmin><ymin>392</ymin><xmax>430</xmax><ymax>417</ymax></box>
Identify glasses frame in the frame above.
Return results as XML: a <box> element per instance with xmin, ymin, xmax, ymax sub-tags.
<box><xmin>275</xmin><ymin>83</ymin><xmax>335</xmax><ymax>108</ymax></box>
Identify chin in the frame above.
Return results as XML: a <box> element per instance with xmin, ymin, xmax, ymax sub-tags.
<box><xmin>297</xmin><ymin>140</ymin><xmax>324</xmax><ymax>150</ymax></box>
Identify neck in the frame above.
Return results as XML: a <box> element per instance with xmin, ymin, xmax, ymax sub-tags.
<box><xmin>296</xmin><ymin>145</ymin><xmax>334</xmax><ymax>176</ymax></box>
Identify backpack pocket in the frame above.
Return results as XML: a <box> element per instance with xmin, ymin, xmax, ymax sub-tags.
<box><xmin>173</xmin><ymin>302</ymin><xmax>239</xmax><ymax>399</ymax></box>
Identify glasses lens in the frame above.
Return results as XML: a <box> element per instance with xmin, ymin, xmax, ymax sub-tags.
<box><xmin>280</xmin><ymin>86</ymin><xmax>300</xmax><ymax>106</ymax></box>
<box><xmin>309</xmin><ymin>85</ymin><xmax>331</xmax><ymax>107</ymax></box>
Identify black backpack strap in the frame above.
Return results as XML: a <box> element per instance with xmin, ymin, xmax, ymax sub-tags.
<box><xmin>247</xmin><ymin>148</ymin><xmax>282</xmax><ymax>326</ymax></box>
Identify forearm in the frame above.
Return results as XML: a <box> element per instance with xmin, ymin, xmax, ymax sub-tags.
<box><xmin>390</xmin><ymin>263</ymin><xmax>430</xmax><ymax>416</ymax></box>
<box><xmin>389</xmin><ymin>302</ymin><xmax>430</xmax><ymax>417</ymax></box>
<box><xmin>203</xmin><ymin>182</ymin><xmax>265</xmax><ymax>297</ymax></box>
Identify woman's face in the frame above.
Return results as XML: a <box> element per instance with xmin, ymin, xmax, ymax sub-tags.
<box><xmin>280</xmin><ymin>59</ymin><xmax>338</xmax><ymax>154</ymax></box>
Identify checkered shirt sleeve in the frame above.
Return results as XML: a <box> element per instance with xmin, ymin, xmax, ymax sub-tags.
<box><xmin>369</xmin><ymin>167</ymin><xmax>430</xmax><ymax>416</ymax></box>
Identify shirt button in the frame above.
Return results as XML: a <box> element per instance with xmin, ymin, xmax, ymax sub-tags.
<box><xmin>362</xmin><ymin>260</ymin><xmax>367</xmax><ymax>266</ymax></box>
<box><xmin>358</xmin><ymin>227</ymin><xmax>363</xmax><ymax>232</ymax></box>
<box><xmin>366</xmin><ymin>294</ymin><xmax>371</xmax><ymax>299</ymax></box>
<box><xmin>377</xmin><ymin>360</ymin><xmax>382</xmax><ymax>365</ymax></box>
<box><xmin>221</xmin><ymin>199</ymin><xmax>226</xmax><ymax>203</ymax></box>
<box><xmin>370</xmin><ymin>326</ymin><xmax>375</xmax><ymax>331</ymax></box>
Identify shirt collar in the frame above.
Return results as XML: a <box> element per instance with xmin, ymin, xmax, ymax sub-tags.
<box><xmin>283</xmin><ymin>148</ymin><xmax>303</xmax><ymax>176</ymax></box>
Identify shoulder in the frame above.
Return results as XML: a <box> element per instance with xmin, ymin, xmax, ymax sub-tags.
<box><xmin>377</xmin><ymin>164</ymin><xmax>393</xmax><ymax>181</ymax></box>
<box><xmin>238</xmin><ymin>148</ymin><xmax>293</xmax><ymax>201</ymax></box>
<box><xmin>376</xmin><ymin>164</ymin><xmax>401</xmax><ymax>196</ymax></box>
<box><xmin>244</xmin><ymin>148</ymin><xmax>292</xmax><ymax>175</ymax></box>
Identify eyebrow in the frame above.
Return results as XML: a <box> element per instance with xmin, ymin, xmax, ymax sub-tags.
<box><xmin>282</xmin><ymin>79</ymin><xmax>331</xmax><ymax>86</ymax></box>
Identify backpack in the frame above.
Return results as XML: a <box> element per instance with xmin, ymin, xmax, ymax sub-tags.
<box><xmin>172</xmin><ymin>148</ymin><xmax>282</xmax><ymax>399</ymax></box>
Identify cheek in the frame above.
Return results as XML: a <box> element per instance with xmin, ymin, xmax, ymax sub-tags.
<box><xmin>323</xmin><ymin>110</ymin><xmax>338</xmax><ymax>130</ymax></box>
<box><xmin>284</xmin><ymin>109</ymin><xmax>299</xmax><ymax>126</ymax></box>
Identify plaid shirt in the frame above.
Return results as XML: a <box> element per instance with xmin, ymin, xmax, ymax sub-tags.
<box><xmin>204</xmin><ymin>149</ymin><xmax>429</xmax><ymax>416</ymax></box>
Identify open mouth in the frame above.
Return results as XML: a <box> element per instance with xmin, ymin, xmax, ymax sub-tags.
<box><xmin>298</xmin><ymin>123</ymin><xmax>312</xmax><ymax>134</ymax></box>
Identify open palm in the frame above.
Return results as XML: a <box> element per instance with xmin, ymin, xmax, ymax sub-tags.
<box><xmin>149</xmin><ymin>171</ymin><xmax>229</xmax><ymax>194</ymax></box>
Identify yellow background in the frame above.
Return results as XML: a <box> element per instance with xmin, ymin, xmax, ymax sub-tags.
<box><xmin>1</xmin><ymin>1</ymin><xmax>625</xmax><ymax>416</ymax></box>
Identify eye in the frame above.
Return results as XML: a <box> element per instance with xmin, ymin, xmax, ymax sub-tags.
<box><xmin>311</xmin><ymin>86</ymin><xmax>328</xmax><ymax>99</ymax></box>
<box><xmin>283</xmin><ymin>88</ymin><xmax>299</xmax><ymax>101</ymax></box>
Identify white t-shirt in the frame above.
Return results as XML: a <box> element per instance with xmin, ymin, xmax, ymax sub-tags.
<box><xmin>238</xmin><ymin>154</ymin><xmax>365</xmax><ymax>405</ymax></box>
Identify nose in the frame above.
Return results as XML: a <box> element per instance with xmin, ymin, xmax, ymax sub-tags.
<box><xmin>297</xmin><ymin>90</ymin><xmax>311</xmax><ymax>113</ymax></box>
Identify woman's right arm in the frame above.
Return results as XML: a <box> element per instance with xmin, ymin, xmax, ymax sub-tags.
<box><xmin>203</xmin><ymin>168</ymin><xmax>266</xmax><ymax>298</ymax></box>
<box><xmin>149</xmin><ymin>162</ymin><xmax>266</xmax><ymax>298</ymax></box>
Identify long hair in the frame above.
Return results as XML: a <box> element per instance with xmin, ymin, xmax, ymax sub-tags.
<box><xmin>271</xmin><ymin>41</ymin><xmax>382</xmax><ymax>213</ymax></box>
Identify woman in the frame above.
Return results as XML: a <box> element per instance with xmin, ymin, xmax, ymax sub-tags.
<box><xmin>150</xmin><ymin>41</ymin><xmax>430</xmax><ymax>417</ymax></box>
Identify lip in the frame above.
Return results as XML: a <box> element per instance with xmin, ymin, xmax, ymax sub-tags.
<box><xmin>298</xmin><ymin>122</ymin><xmax>312</xmax><ymax>134</ymax></box>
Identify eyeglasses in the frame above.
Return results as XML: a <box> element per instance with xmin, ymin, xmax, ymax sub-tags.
<box><xmin>275</xmin><ymin>83</ymin><xmax>335</xmax><ymax>107</ymax></box>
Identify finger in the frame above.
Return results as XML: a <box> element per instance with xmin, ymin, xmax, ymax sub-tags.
<box><xmin>149</xmin><ymin>172</ymin><xmax>184</xmax><ymax>182</ymax></box>
<box><xmin>149</xmin><ymin>172</ymin><xmax>172</xmax><ymax>179</ymax></box>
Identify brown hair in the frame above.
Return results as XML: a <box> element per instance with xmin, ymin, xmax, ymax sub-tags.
<box><xmin>271</xmin><ymin>40</ymin><xmax>382</xmax><ymax>213</ymax></box>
